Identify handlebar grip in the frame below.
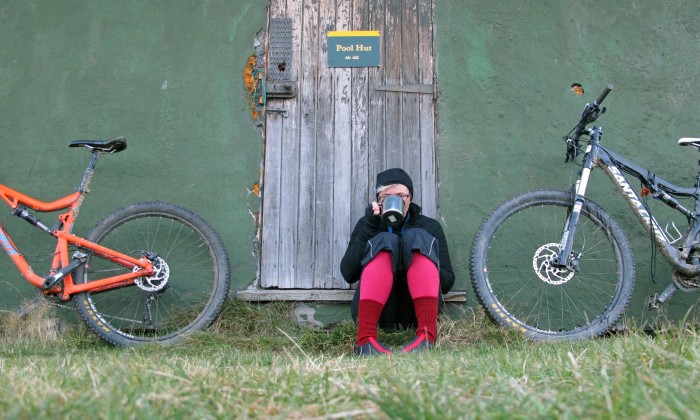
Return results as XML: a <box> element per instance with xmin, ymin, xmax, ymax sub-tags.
<box><xmin>594</xmin><ymin>84</ymin><xmax>613</xmax><ymax>106</ymax></box>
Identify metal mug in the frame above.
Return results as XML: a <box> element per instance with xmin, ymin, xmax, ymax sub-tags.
<box><xmin>381</xmin><ymin>195</ymin><xmax>405</xmax><ymax>227</ymax></box>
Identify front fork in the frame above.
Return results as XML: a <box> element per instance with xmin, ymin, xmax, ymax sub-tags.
<box><xmin>555</xmin><ymin>137</ymin><xmax>599</xmax><ymax>269</ymax></box>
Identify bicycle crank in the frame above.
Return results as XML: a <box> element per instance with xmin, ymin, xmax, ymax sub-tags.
<box><xmin>532</xmin><ymin>243</ymin><xmax>576</xmax><ymax>285</ymax></box>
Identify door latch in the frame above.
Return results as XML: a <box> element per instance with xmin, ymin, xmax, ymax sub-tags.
<box><xmin>266</xmin><ymin>81</ymin><xmax>297</xmax><ymax>99</ymax></box>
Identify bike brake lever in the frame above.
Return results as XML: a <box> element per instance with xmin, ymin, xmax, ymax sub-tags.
<box><xmin>565</xmin><ymin>137</ymin><xmax>577</xmax><ymax>163</ymax></box>
<box><xmin>583</xmin><ymin>105</ymin><xmax>606</xmax><ymax>125</ymax></box>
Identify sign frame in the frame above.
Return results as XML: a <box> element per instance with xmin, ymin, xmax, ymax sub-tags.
<box><xmin>327</xmin><ymin>30</ymin><xmax>381</xmax><ymax>68</ymax></box>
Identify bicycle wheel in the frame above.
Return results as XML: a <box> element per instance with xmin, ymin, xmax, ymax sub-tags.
<box><xmin>470</xmin><ymin>190</ymin><xmax>635</xmax><ymax>340</ymax></box>
<box><xmin>74</xmin><ymin>202</ymin><xmax>230</xmax><ymax>346</ymax></box>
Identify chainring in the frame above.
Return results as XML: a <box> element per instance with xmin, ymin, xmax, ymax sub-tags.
<box><xmin>672</xmin><ymin>271</ymin><xmax>700</xmax><ymax>292</ymax></box>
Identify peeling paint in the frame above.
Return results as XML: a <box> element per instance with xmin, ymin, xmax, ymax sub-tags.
<box><xmin>248</xmin><ymin>208</ymin><xmax>261</xmax><ymax>255</ymax></box>
<box><xmin>248</xmin><ymin>208</ymin><xmax>260</xmax><ymax>230</ymax></box>
<box><xmin>293</xmin><ymin>305</ymin><xmax>323</xmax><ymax>328</ymax></box>
<box><xmin>249</xmin><ymin>181</ymin><xmax>260</xmax><ymax>197</ymax></box>
<box><xmin>243</xmin><ymin>55</ymin><xmax>264</xmax><ymax>122</ymax></box>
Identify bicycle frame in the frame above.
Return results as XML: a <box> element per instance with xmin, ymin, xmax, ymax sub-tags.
<box><xmin>0</xmin><ymin>151</ymin><xmax>155</xmax><ymax>301</ymax></box>
<box><xmin>557</xmin><ymin>125</ymin><xmax>700</xmax><ymax>279</ymax></box>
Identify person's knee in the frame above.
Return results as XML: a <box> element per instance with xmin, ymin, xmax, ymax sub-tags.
<box><xmin>401</xmin><ymin>228</ymin><xmax>440</xmax><ymax>267</ymax></box>
<box><xmin>362</xmin><ymin>232</ymin><xmax>401</xmax><ymax>266</ymax></box>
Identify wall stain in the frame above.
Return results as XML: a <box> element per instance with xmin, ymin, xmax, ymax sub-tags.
<box><xmin>243</xmin><ymin>54</ymin><xmax>260</xmax><ymax>121</ymax></box>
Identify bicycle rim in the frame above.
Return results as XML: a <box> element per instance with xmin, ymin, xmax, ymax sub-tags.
<box><xmin>471</xmin><ymin>191</ymin><xmax>634</xmax><ymax>340</ymax></box>
<box><xmin>75</xmin><ymin>202</ymin><xmax>230</xmax><ymax>346</ymax></box>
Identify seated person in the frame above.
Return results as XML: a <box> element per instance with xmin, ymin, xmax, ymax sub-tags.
<box><xmin>340</xmin><ymin>168</ymin><xmax>455</xmax><ymax>355</ymax></box>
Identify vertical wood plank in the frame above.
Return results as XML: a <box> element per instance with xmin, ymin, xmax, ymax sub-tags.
<box><xmin>367</xmin><ymin>0</ymin><xmax>387</xmax><ymax>201</ymax></box>
<box><xmin>312</xmin><ymin>0</ymin><xmax>336</xmax><ymax>287</ymax></box>
<box><xmin>276</xmin><ymin>0</ymin><xmax>303</xmax><ymax>288</ymax></box>
<box><xmin>418</xmin><ymin>0</ymin><xmax>437</xmax><ymax>218</ymax></box>
<box><xmin>384</xmin><ymin>0</ymin><xmax>402</xmax><ymax>170</ymax></box>
<box><xmin>260</xmin><ymin>114</ymin><xmax>283</xmax><ymax>288</ymax></box>
<box><xmin>295</xmin><ymin>0</ymin><xmax>321</xmax><ymax>287</ymax></box>
<box><xmin>330</xmin><ymin>0</ymin><xmax>353</xmax><ymax>288</ymax></box>
<box><xmin>260</xmin><ymin>1</ymin><xmax>287</xmax><ymax>287</ymax></box>
<box><xmin>350</xmin><ymin>0</ymin><xmax>370</xmax><ymax>225</ymax></box>
<box><xmin>400</xmin><ymin>0</ymin><xmax>422</xmax><ymax>206</ymax></box>
<box><xmin>345</xmin><ymin>0</ymin><xmax>372</xmax><ymax>292</ymax></box>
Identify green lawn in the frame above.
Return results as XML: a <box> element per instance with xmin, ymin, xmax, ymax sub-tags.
<box><xmin>0</xmin><ymin>300</ymin><xmax>699</xmax><ymax>418</ymax></box>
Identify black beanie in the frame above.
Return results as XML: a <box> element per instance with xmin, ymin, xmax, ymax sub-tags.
<box><xmin>376</xmin><ymin>168</ymin><xmax>414</xmax><ymax>197</ymax></box>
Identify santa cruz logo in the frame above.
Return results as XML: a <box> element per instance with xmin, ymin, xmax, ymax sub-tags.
<box><xmin>609</xmin><ymin>166</ymin><xmax>669</xmax><ymax>244</ymax></box>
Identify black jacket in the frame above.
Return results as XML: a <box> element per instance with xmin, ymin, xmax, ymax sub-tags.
<box><xmin>340</xmin><ymin>203</ymin><xmax>455</xmax><ymax>293</ymax></box>
<box><xmin>340</xmin><ymin>203</ymin><xmax>455</xmax><ymax>329</ymax></box>
<box><xmin>340</xmin><ymin>202</ymin><xmax>455</xmax><ymax>294</ymax></box>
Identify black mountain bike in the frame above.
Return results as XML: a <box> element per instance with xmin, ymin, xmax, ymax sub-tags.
<box><xmin>470</xmin><ymin>85</ymin><xmax>700</xmax><ymax>340</ymax></box>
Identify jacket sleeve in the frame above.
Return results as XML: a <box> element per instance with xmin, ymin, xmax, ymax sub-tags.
<box><xmin>431</xmin><ymin>220</ymin><xmax>455</xmax><ymax>294</ymax></box>
<box><xmin>340</xmin><ymin>206</ymin><xmax>381</xmax><ymax>284</ymax></box>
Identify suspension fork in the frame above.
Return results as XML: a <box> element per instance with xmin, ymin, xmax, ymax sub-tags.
<box><xmin>555</xmin><ymin>128</ymin><xmax>602</xmax><ymax>268</ymax></box>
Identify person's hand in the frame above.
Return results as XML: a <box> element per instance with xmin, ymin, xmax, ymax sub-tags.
<box><xmin>364</xmin><ymin>203</ymin><xmax>381</xmax><ymax>228</ymax></box>
<box><xmin>371</xmin><ymin>201</ymin><xmax>381</xmax><ymax>216</ymax></box>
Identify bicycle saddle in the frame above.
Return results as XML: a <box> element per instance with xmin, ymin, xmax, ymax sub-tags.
<box><xmin>678</xmin><ymin>137</ymin><xmax>700</xmax><ymax>151</ymax></box>
<box><xmin>69</xmin><ymin>137</ymin><xmax>127</xmax><ymax>153</ymax></box>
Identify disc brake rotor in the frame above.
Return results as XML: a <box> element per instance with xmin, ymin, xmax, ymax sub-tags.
<box><xmin>532</xmin><ymin>243</ymin><xmax>575</xmax><ymax>285</ymax></box>
<box><xmin>134</xmin><ymin>256</ymin><xmax>170</xmax><ymax>292</ymax></box>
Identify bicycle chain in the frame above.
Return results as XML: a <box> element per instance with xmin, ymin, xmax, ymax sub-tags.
<box><xmin>35</xmin><ymin>266</ymin><xmax>136</xmax><ymax>312</ymax></box>
<box><xmin>35</xmin><ymin>289</ymin><xmax>151</xmax><ymax>326</ymax></box>
<box><xmin>23</xmin><ymin>252</ymin><xmax>60</xmax><ymax>263</ymax></box>
<box><xmin>37</xmin><ymin>295</ymin><xmax>149</xmax><ymax>325</ymax></box>
<box><xmin>26</xmin><ymin>292</ymin><xmax>75</xmax><ymax>312</ymax></box>
<box><xmin>24</xmin><ymin>248</ymin><xmax>150</xmax><ymax>324</ymax></box>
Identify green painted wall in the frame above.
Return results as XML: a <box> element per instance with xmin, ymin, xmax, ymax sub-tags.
<box><xmin>437</xmin><ymin>0</ymin><xmax>700</xmax><ymax>323</ymax></box>
<box><xmin>2</xmin><ymin>1</ymin><xmax>700</xmax><ymax>327</ymax></box>
<box><xmin>0</xmin><ymin>1</ymin><xmax>265</xmax><ymax>309</ymax></box>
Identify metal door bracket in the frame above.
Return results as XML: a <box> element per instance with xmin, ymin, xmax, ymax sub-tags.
<box><xmin>266</xmin><ymin>108</ymin><xmax>288</xmax><ymax>118</ymax></box>
<box><xmin>266</xmin><ymin>81</ymin><xmax>298</xmax><ymax>99</ymax></box>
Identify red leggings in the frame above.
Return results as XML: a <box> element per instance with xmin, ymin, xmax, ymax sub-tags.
<box><xmin>359</xmin><ymin>251</ymin><xmax>439</xmax><ymax>302</ymax></box>
<box><xmin>357</xmin><ymin>251</ymin><xmax>440</xmax><ymax>344</ymax></box>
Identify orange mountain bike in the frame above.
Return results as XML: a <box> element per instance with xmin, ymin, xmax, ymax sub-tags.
<box><xmin>0</xmin><ymin>137</ymin><xmax>230</xmax><ymax>346</ymax></box>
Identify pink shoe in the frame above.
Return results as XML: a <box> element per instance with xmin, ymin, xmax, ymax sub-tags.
<box><xmin>401</xmin><ymin>333</ymin><xmax>434</xmax><ymax>353</ymax></box>
<box><xmin>356</xmin><ymin>337</ymin><xmax>393</xmax><ymax>356</ymax></box>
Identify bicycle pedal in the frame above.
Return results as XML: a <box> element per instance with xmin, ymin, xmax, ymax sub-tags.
<box><xmin>644</xmin><ymin>293</ymin><xmax>660</xmax><ymax>311</ymax></box>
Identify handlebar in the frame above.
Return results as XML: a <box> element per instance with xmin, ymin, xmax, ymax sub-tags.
<box><xmin>564</xmin><ymin>84</ymin><xmax>614</xmax><ymax>162</ymax></box>
<box><xmin>579</xmin><ymin>84</ymin><xmax>613</xmax><ymax>128</ymax></box>
<box><xmin>593</xmin><ymin>84</ymin><xmax>613</xmax><ymax>107</ymax></box>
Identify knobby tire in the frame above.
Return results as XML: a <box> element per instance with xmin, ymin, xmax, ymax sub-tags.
<box><xmin>74</xmin><ymin>202</ymin><xmax>230</xmax><ymax>346</ymax></box>
<box><xmin>470</xmin><ymin>190</ymin><xmax>635</xmax><ymax>340</ymax></box>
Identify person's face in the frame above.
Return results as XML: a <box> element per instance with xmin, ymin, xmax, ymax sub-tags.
<box><xmin>378</xmin><ymin>184</ymin><xmax>411</xmax><ymax>215</ymax></box>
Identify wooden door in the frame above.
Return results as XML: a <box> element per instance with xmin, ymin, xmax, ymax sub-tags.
<box><xmin>260</xmin><ymin>0</ymin><xmax>437</xmax><ymax>291</ymax></box>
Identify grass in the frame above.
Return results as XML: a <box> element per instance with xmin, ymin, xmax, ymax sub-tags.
<box><xmin>1</xmin><ymin>301</ymin><xmax>700</xmax><ymax>418</ymax></box>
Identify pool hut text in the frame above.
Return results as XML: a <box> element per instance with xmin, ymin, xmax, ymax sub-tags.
<box><xmin>327</xmin><ymin>31</ymin><xmax>381</xmax><ymax>68</ymax></box>
<box><xmin>335</xmin><ymin>44</ymin><xmax>373</xmax><ymax>52</ymax></box>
